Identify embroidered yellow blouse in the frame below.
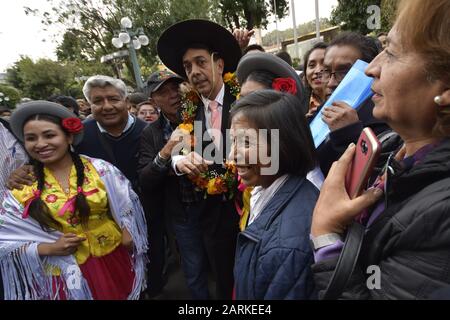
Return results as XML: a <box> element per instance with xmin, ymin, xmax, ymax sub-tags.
<box><xmin>12</xmin><ymin>158</ymin><xmax>122</xmax><ymax>265</ymax></box>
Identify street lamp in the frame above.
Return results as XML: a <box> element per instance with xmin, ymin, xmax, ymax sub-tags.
<box><xmin>111</xmin><ymin>17</ymin><xmax>149</xmax><ymax>90</ymax></box>
<box><xmin>0</xmin><ymin>92</ymin><xmax>11</xmax><ymax>108</ymax></box>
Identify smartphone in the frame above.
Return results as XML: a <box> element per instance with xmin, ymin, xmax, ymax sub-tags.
<box><xmin>345</xmin><ymin>127</ymin><xmax>381</xmax><ymax>199</ymax></box>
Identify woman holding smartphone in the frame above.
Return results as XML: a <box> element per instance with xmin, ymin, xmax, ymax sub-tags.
<box><xmin>311</xmin><ymin>0</ymin><xmax>450</xmax><ymax>299</ymax></box>
<box><xmin>0</xmin><ymin>101</ymin><xmax>148</xmax><ymax>300</ymax></box>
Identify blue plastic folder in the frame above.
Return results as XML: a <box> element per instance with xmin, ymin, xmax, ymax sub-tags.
<box><xmin>310</xmin><ymin>59</ymin><xmax>374</xmax><ymax>148</ymax></box>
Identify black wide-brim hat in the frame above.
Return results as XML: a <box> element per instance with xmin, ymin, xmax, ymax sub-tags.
<box><xmin>157</xmin><ymin>19</ymin><xmax>242</xmax><ymax>77</ymax></box>
<box><xmin>10</xmin><ymin>100</ymin><xmax>84</xmax><ymax>146</ymax></box>
<box><xmin>236</xmin><ymin>52</ymin><xmax>308</xmax><ymax>115</ymax></box>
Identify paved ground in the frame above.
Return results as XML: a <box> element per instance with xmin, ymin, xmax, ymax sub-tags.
<box><xmin>144</xmin><ymin>234</ymin><xmax>216</xmax><ymax>300</ymax></box>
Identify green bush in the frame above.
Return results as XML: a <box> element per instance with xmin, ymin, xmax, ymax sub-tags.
<box><xmin>0</xmin><ymin>84</ymin><xmax>21</xmax><ymax>109</ymax></box>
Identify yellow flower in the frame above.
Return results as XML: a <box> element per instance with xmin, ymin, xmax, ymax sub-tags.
<box><xmin>178</xmin><ymin>123</ymin><xmax>194</xmax><ymax>133</ymax></box>
<box><xmin>223</xmin><ymin>72</ymin><xmax>234</xmax><ymax>83</ymax></box>
<box><xmin>207</xmin><ymin>178</ymin><xmax>218</xmax><ymax>195</ymax></box>
<box><xmin>207</xmin><ymin>177</ymin><xmax>227</xmax><ymax>195</ymax></box>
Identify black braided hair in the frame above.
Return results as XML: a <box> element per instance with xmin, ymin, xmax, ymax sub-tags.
<box><xmin>70</xmin><ymin>151</ymin><xmax>91</xmax><ymax>228</ymax></box>
<box><xmin>28</xmin><ymin>159</ymin><xmax>62</xmax><ymax>232</ymax></box>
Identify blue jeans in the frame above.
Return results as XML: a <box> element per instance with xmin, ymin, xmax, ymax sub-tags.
<box><xmin>171</xmin><ymin>202</ymin><xmax>209</xmax><ymax>299</ymax></box>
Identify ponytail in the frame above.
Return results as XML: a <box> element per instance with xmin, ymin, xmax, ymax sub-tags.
<box><xmin>70</xmin><ymin>151</ymin><xmax>91</xmax><ymax>228</ymax></box>
<box><xmin>28</xmin><ymin>160</ymin><xmax>62</xmax><ymax>231</ymax></box>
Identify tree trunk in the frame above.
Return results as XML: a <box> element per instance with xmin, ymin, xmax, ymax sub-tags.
<box><xmin>233</xmin><ymin>13</ymin><xmax>240</xmax><ymax>29</ymax></box>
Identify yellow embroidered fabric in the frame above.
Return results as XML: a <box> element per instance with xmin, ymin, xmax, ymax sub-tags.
<box><xmin>12</xmin><ymin>158</ymin><xmax>122</xmax><ymax>265</ymax></box>
<box><xmin>239</xmin><ymin>187</ymin><xmax>253</xmax><ymax>231</ymax></box>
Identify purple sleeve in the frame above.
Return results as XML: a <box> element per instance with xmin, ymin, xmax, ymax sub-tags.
<box><xmin>313</xmin><ymin>240</ymin><xmax>344</xmax><ymax>262</ymax></box>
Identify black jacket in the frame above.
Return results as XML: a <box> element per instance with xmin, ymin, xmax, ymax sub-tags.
<box><xmin>313</xmin><ymin>138</ymin><xmax>450</xmax><ymax>299</ymax></box>
<box><xmin>137</xmin><ymin>116</ymin><xmax>185</xmax><ymax>222</ymax></box>
<box><xmin>76</xmin><ymin>117</ymin><xmax>148</xmax><ymax>192</ymax></box>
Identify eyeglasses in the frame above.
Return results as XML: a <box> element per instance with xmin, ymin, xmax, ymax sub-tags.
<box><xmin>321</xmin><ymin>68</ymin><xmax>351</xmax><ymax>82</ymax></box>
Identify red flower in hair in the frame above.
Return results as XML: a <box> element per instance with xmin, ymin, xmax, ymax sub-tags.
<box><xmin>62</xmin><ymin>117</ymin><xmax>83</xmax><ymax>134</ymax></box>
<box><xmin>272</xmin><ymin>78</ymin><xmax>297</xmax><ymax>95</ymax></box>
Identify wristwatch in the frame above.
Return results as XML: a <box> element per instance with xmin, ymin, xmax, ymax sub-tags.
<box><xmin>311</xmin><ymin>233</ymin><xmax>343</xmax><ymax>250</ymax></box>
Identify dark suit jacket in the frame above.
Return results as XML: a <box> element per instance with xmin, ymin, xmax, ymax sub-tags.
<box><xmin>137</xmin><ymin>116</ymin><xmax>185</xmax><ymax>222</ymax></box>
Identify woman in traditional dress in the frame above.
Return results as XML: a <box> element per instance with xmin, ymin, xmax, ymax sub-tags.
<box><xmin>0</xmin><ymin>101</ymin><xmax>147</xmax><ymax>300</ymax></box>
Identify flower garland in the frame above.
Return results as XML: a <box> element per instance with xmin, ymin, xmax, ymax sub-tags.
<box><xmin>223</xmin><ymin>72</ymin><xmax>241</xmax><ymax>98</ymax></box>
<box><xmin>177</xmin><ymin>80</ymin><xmax>238</xmax><ymax>199</ymax></box>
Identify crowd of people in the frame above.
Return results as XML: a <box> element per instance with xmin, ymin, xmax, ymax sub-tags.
<box><xmin>0</xmin><ymin>0</ymin><xmax>449</xmax><ymax>300</ymax></box>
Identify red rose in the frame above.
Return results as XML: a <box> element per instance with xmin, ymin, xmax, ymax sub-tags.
<box><xmin>272</xmin><ymin>78</ymin><xmax>297</xmax><ymax>95</ymax></box>
<box><xmin>62</xmin><ymin>117</ymin><xmax>83</xmax><ymax>134</ymax></box>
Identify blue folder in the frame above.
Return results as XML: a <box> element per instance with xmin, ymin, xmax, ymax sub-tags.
<box><xmin>310</xmin><ymin>59</ymin><xmax>374</xmax><ymax>148</ymax></box>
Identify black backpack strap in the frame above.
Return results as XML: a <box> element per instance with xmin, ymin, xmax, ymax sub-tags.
<box><xmin>321</xmin><ymin>221</ymin><xmax>365</xmax><ymax>300</ymax></box>
<box><xmin>0</xmin><ymin>118</ymin><xmax>11</xmax><ymax>132</ymax></box>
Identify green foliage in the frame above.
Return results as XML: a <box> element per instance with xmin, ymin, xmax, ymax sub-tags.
<box><xmin>23</xmin><ymin>0</ymin><xmax>291</xmax><ymax>90</ymax></box>
<box><xmin>27</xmin><ymin>0</ymin><xmax>220</xmax><ymax>88</ymax></box>
<box><xmin>218</xmin><ymin>0</ymin><xmax>289</xmax><ymax>30</ymax></box>
<box><xmin>0</xmin><ymin>85</ymin><xmax>21</xmax><ymax>109</ymax></box>
<box><xmin>262</xmin><ymin>18</ymin><xmax>333</xmax><ymax>47</ymax></box>
<box><xmin>6</xmin><ymin>57</ymin><xmax>77</xmax><ymax>100</ymax></box>
<box><xmin>331</xmin><ymin>0</ymin><xmax>382</xmax><ymax>34</ymax></box>
<box><xmin>381</xmin><ymin>0</ymin><xmax>399</xmax><ymax>32</ymax></box>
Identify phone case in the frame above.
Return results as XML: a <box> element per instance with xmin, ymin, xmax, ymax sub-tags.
<box><xmin>345</xmin><ymin>127</ymin><xmax>382</xmax><ymax>199</ymax></box>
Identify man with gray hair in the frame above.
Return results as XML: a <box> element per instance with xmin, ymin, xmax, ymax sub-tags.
<box><xmin>76</xmin><ymin>75</ymin><xmax>148</xmax><ymax>190</ymax></box>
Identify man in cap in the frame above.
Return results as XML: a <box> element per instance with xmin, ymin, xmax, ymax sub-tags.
<box><xmin>138</xmin><ymin>70</ymin><xmax>185</xmax><ymax>298</ymax></box>
<box><xmin>156</xmin><ymin>19</ymin><xmax>243</xmax><ymax>299</ymax></box>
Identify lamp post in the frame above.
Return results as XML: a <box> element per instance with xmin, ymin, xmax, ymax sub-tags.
<box><xmin>111</xmin><ymin>17</ymin><xmax>149</xmax><ymax>91</ymax></box>
<box><xmin>273</xmin><ymin>0</ymin><xmax>280</xmax><ymax>50</ymax></box>
<box><xmin>290</xmin><ymin>0</ymin><xmax>299</xmax><ymax>60</ymax></box>
<box><xmin>315</xmin><ymin>0</ymin><xmax>320</xmax><ymax>41</ymax></box>
<box><xmin>0</xmin><ymin>92</ymin><xmax>11</xmax><ymax>108</ymax></box>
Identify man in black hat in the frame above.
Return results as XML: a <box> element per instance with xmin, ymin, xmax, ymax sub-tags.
<box><xmin>138</xmin><ymin>70</ymin><xmax>185</xmax><ymax>297</ymax></box>
<box><xmin>157</xmin><ymin>19</ymin><xmax>242</xmax><ymax>299</ymax></box>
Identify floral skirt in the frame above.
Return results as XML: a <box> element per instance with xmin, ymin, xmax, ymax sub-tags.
<box><xmin>54</xmin><ymin>245</ymin><xmax>135</xmax><ymax>300</ymax></box>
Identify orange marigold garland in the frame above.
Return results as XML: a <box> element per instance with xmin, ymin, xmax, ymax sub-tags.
<box><xmin>223</xmin><ymin>72</ymin><xmax>240</xmax><ymax>98</ymax></box>
<box><xmin>177</xmin><ymin>82</ymin><xmax>238</xmax><ymax>199</ymax></box>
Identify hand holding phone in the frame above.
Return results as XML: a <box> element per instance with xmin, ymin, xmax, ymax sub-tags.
<box><xmin>345</xmin><ymin>128</ymin><xmax>381</xmax><ymax>199</ymax></box>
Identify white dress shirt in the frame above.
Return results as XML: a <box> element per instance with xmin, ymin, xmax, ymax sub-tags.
<box><xmin>96</xmin><ymin>113</ymin><xmax>135</xmax><ymax>136</ymax></box>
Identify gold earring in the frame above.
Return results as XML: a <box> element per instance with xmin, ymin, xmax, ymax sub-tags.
<box><xmin>434</xmin><ymin>96</ymin><xmax>442</xmax><ymax>105</ymax></box>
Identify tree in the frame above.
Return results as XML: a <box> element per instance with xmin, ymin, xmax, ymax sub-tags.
<box><xmin>218</xmin><ymin>0</ymin><xmax>289</xmax><ymax>30</ymax></box>
<box><xmin>262</xmin><ymin>18</ymin><xmax>333</xmax><ymax>47</ymax></box>
<box><xmin>6</xmin><ymin>57</ymin><xmax>76</xmax><ymax>100</ymax></box>
<box><xmin>331</xmin><ymin>0</ymin><xmax>382</xmax><ymax>34</ymax></box>
<box><xmin>381</xmin><ymin>0</ymin><xmax>399</xmax><ymax>32</ymax></box>
<box><xmin>0</xmin><ymin>85</ymin><xmax>21</xmax><ymax>109</ymax></box>
<box><xmin>27</xmin><ymin>0</ymin><xmax>216</xmax><ymax>88</ymax></box>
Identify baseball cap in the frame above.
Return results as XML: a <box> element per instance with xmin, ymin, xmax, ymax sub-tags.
<box><xmin>145</xmin><ymin>70</ymin><xmax>183</xmax><ymax>95</ymax></box>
